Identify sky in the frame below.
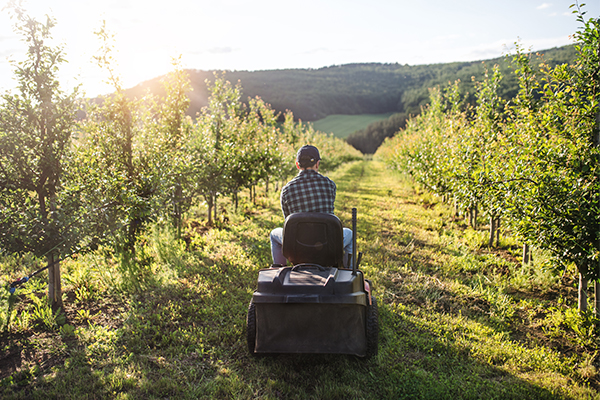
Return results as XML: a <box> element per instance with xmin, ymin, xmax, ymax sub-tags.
<box><xmin>0</xmin><ymin>0</ymin><xmax>597</xmax><ymax>97</ymax></box>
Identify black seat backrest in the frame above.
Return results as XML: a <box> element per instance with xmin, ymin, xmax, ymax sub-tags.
<box><xmin>282</xmin><ymin>212</ymin><xmax>344</xmax><ymax>267</ymax></box>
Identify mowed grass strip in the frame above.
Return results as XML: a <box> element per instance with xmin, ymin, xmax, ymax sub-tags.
<box><xmin>330</xmin><ymin>160</ymin><xmax>597</xmax><ymax>399</ymax></box>
<box><xmin>0</xmin><ymin>160</ymin><xmax>597</xmax><ymax>399</ymax></box>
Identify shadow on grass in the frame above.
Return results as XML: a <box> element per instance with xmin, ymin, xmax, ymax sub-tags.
<box><xmin>0</xmin><ymin>313</ymin><xmax>115</xmax><ymax>399</ymax></box>
<box><xmin>239</xmin><ymin>304</ymin><xmax>561</xmax><ymax>400</ymax></box>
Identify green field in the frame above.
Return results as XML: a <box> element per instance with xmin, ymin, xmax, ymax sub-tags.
<box><xmin>310</xmin><ymin>113</ymin><xmax>395</xmax><ymax>139</ymax></box>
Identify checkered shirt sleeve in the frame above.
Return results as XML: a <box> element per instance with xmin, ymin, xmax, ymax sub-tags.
<box><xmin>280</xmin><ymin>170</ymin><xmax>336</xmax><ymax>218</ymax></box>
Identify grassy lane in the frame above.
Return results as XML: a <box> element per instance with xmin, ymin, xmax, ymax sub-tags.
<box><xmin>1</xmin><ymin>160</ymin><xmax>597</xmax><ymax>399</ymax></box>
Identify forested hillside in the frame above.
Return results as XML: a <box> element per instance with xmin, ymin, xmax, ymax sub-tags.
<box><xmin>127</xmin><ymin>45</ymin><xmax>576</xmax><ymax>122</ymax></box>
<box><xmin>124</xmin><ymin>45</ymin><xmax>577</xmax><ymax>154</ymax></box>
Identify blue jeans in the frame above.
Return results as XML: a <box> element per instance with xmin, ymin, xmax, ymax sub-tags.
<box><xmin>270</xmin><ymin>227</ymin><xmax>353</xmax><ymax>267</ymax></box>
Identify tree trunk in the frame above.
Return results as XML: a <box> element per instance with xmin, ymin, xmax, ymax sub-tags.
<box><xmin>579</xmin><ymin>273</ymin><xmax>588</xmax><ymax>312</ymax></box>
<box><xmin>213</xmin><ymin>193</ymin><xmax>218</xmax><ymax>223</ymax></box>
<box><xmin>594</xmin><ymin>109</ymin><xmax>599</xmax><ymax>316</ymax></box>
<box><xmin>469</xmin><ymin>206</ymin><xmax>479</xmax><ymax>229</ymax></box>
<box><xmin>454</xmin><ymin>199</ymin><xmax>459</xmax><ymax>217</ymax></box>
<box><xmin>47</xmin><ymin>253</ymin><xmax>63</xmax><ymax>313</ymax></box>
<box><xmin>174</xmin><ymin>184</ymin><xmax>182</xmax><ymax>240</ymax></box>
<box><xmin>206</xmin><ymin>194</ymin><xmax>213</xmax><ymax>225</ymax></box>
<box><xmin>488</xmin><ymin>216</ymin><xmax>496</xmax><ymax>247</ymax></box>
<box><xmin>495</xmin><ymin>218</ymin><xmax>501</xmax><ymax>247</ymax></box>
<box><xmin>522</xmin><ymin>244</ymin><xmax>531</xmax><ymax>265</ymax></box>
<box><xmin>595</xmin><ymin>281</ymin><xmax>600</xmax><ymax>317</ymax></box>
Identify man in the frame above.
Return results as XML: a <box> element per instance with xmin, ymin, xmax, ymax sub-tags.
<box><xmin>270</xmin><ymin>144</ymin><xmax>353</xmax><ymax>267</ymax></box>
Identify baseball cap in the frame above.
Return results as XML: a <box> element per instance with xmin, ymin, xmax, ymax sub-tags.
<box><xmin>296</xmin><ymin>145</ymin><xmax>321</xmax><ymax>167</ymax></box>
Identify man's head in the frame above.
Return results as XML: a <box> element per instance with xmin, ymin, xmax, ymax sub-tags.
<box><xmin>296</xmin><ymin>145</ymin><xmax>321</xmax><ymax>169</ymax></box>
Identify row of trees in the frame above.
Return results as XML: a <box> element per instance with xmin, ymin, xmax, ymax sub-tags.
<box><xmin>0</xmin><ymin>6</ymin><xmax>361</xmax><ymax>310</ymax></box>
<box><xmin>376</xmin><ymin>7</ymin><xmax>599</xmax><ymax>312</ymax></box>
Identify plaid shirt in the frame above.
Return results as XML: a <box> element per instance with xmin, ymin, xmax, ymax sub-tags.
<box><xmin>280</xmin><ymin>169</ymin><xmax>336</xmax><ymax>218</ymax></box>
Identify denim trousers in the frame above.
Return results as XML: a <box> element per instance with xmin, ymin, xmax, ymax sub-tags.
<box><xmin>270</xmin><ymin>227</ymin><xmax>353</xmax><ymax>267</ymax></box>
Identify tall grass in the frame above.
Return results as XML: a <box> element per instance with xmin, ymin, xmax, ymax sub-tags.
<box><xmin>0</xmin><ymin>160</ymin><xmax>597</xmax><ymax>399</ymax></box>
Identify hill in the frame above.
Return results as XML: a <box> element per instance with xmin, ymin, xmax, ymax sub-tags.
<box><xmin>127</xmin><ymin>45</ymin><xmax>577</xmax><ymax>123</ymax></box>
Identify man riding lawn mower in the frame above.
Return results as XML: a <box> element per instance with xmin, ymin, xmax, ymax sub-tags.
<box><xmin>246</xmin><ymin>145</ymin><xmax>379</xmax><ymax>357</ymax></box>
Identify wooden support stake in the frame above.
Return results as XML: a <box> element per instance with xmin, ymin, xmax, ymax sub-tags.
<box><xmin>47</xmin><ymin>253</ymin><xmax>63</xmax><ymax>313</ymax></box>
<box><xmin>595</xmin><ymin>280</ymin><xmax>600</xmax><ymax>317</ymax></box>
<box><xmin>579</xmin><ymin>273</ymin><xmax>588</xmax><ymax>313</ymax></box>
<box><xmin>522</xmin><ymin>244</ymin><xmax>530</xmax><ymax>265</ymax></box>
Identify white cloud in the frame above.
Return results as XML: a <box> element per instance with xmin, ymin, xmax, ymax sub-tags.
<box><xmin>208</xmin><ymin>47</ymin><xmax>234</xmax><ymax>55</ymax></box>
<box><xmin>537</xmin><ymin>3</ymin><xmax>552</xmax><ymax>10</ymax></box>
<box><xmin>302</xmin><ymin>48</ymin><xmax>332</xmax><ymax>55</ymax></box>
<box><xmin>526</xmin><ymin>35</ymin><xmax>575</xmax><ymax>50</ymax></box>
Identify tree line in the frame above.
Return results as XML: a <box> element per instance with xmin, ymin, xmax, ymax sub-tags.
<box><xmin>346</xmin><ymin>112</ymin><xmax>408</xmax><ymax>154</ymax></box>
<box><xmin>376</xmin><ymin>7</ymin><xmax>599</xmax><ymax>313</ymax></box>
<box><xmin>0</xmin><ymin>6</ymin><xmax>361</xmax><ymax>311</ymax></box>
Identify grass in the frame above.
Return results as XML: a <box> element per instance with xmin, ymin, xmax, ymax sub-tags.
<box><xmin>310</xmin><ymin>113</ymin><xmax>395</xmax><ymax>139</ymax></box>
<box><xmin>0</xmin><ymin>160</ymin><xmax>599</xmax><ymax>399</ymax></box>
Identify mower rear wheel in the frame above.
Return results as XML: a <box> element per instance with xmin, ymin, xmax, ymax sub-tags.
<box><xmin>365</xmin><ymin>296</ymin><xmax>379</xmax><ymax>358</ymax></box>
<box><xmin>246</xmin><ymin>301</ymin><xmax>257</xmax><ymax>355</ymax></box>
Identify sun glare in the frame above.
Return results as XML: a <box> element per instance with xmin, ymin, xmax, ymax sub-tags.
<box><xmin>0</xmin><ymin>0</ymin><xmax>185</xmax><ymax>97</ymax></box>
<box><xmin>0</xmin><ymin>0</ymin><xmax>596</xmax><ymax>97</ymax></box>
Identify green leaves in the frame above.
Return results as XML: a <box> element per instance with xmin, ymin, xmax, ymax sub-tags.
<box><xmin>0</xmin><ymin>5</ymin><xmax>79</xmax><ymax>259</ymax></box>
<box><xmin>378</xmin><ymin>11</ymin><xmax>600</xmax><ymax>280</ymax></box>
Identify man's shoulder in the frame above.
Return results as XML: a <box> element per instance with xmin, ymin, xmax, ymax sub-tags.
<box><xmin>314</xmin><ymin>172</ymin><xmax>336</xmax><ymax>187</ymax></box>
<box><xmin>282</xmin><ymin>170</ymin><xmax>335</xmax><ymax>192</ymax></box>
<box><xmin>306</xmin><ymin>170</ymin><xmax>334</xmax><ymax>183</ymax></box>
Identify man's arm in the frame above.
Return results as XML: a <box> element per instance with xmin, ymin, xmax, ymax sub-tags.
<box><xmin>280</xmin><ymin>187</ymin><xmax>290</xmax><ymax>218</ymax></box>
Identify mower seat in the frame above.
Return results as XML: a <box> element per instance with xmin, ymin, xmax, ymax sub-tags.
<box><xmin>282</xmin><ymin>212</ymin><xmax>344</xmax><ymax>268</ymax></box>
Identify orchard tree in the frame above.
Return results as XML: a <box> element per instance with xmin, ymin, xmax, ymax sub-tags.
<box><xmin>0</xmin><ymin>5</ymin><xmax>79</xmax><ymax>311</ymax></box>
<box><xmin>375</xmin><ymin>3</ymin><xmax>599</xmax><ymax>314</ymax></box>
<box><xmin>397</xmin><ymin>87</ymin><xmax>453</xmax><ymax>196</ymax></box>
<box><xmin>470</xmin><ymin>65</ymin><xmax>506</xmax><ymax>244</ymax></box>
<box><xmin>78</xmin><ymin>26</ymin><xmax>149</xmax><ymax>265</ymax></box>
<box><xmin>237</xmin><ymin>97</ymin><xmax>284</xmax><ymax>200</ymax></box>
<box><xmin>74</xmin><ymin>24</ymin><xmax>189</xmax><ymax>287</ymax></box>
<box><xmin>188</xmin><ymin>74</ymin><xmax>243</xmax><ymax>224</ymax></box>
<box><xmin>143</xmin><ymin>58</ymin><xmax>192</xmax><ymax>238</ymax></box>
<box><xmin>499</xmin><ymin>11</ymin><xmax>599</xmax><ymax>311</ymax></box>
<box><xmin>569</xmin><ymin>6</ymin><xmax>600</xmax><ymax>313</ymax></box>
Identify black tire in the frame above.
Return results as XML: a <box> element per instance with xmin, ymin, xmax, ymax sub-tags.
<box><xmin>365</xmin><ymin>296</ymin><xmax>379</xmax><ymax>358</ymax></box>
<box><xmin>246</xmin><ymin>301</ymin><xmax>257</xmax><ymax>355</ymax></box>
